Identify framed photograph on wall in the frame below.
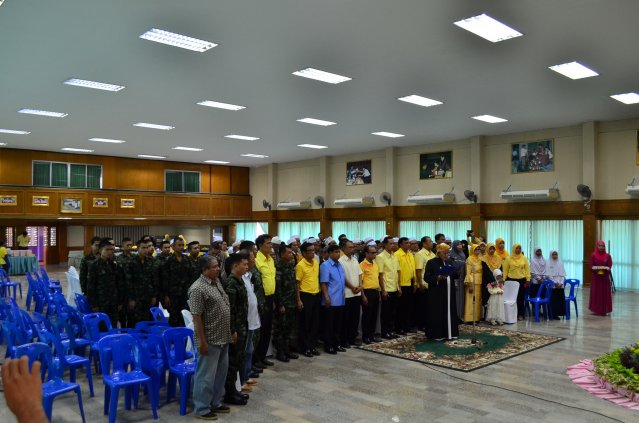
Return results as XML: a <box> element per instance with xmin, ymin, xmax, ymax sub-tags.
<box><xmin>511</xmin><ymin>139</ymin><xmax>554</xmax><ymax>173</ymax></box>
<box><xmin>0</xmin><ymin>195</ymin><xmax>17</xmax><ymax>206</ymax></box>
<box><xmin>93</xmin><ymin>197</ymin><xmax>108</xmax><ymax>208</ymax></box>
<box><xmin>419</xmin><ymin>151</ymin><xmax>453</xmax><ymax>179</ymax></box>
<box><xmin>61</xmin><ymin>197</ymin><xmax>82</xmax><ymax>213</ymax></box>
<box><xmin>32</xmin><ymin>196</ymin><xmax>49</xmax><ymax>206</ymax></box>
<box><xmin>346</xmin><ymin>160</ymin><xmax>372</xmax><ymax>185</ymax></box>
<box><xmin>120</xmin><ymin>198</ymin><xmax>135</xmax><ymax>208</ymax></box>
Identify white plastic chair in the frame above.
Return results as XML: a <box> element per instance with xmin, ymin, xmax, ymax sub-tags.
<box><xmin>181</xmin><ymin>309</ymin><xmax>195</xmax><ymax>354</ymax></box>
<box><xmin>503</xmin><ymin>280</ymin><xmax>520</xmax><ymax>324</ymax></box>
<box><xmin>65</xmin><ymin>268</ymin><xmax>82</xmax><ymax>305</ymax></box>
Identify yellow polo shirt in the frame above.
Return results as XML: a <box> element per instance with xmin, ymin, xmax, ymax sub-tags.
<box><xmin>415</xmin><ymin>248</ymin><xmax>435</xmax><ymax>271</ymax></box>
<box><xmin>0</xmin><ymin>246</ymin><xmax>7</xmax><ymax>265</ymax></box>
<box><xmin>17</xmin><ymin>234</ymin><xmax>29</xmax><ymax>247</ymax></box>
<box><xmin>256</xmin><ymin>250</ymin><xmax>276</xmax><ymax>296</ymax></box>
<box><xmin>295</xmin><ymin>258</ymin><xmax>320</xmax><ymax>294</ymax></box>
<box><xmin>375</xmin><ymin>250</ymin><xmax>398</xmax><ymax>292</ymax></box>
<box><xmin>360</xmin><ymin>260</ymin><xmax>379</xmax><ymax>289</ymax></box>
<box><xmin>396</xmin><ymin>248</ymin><xmax>416</xmax><ymax>287</ymax></box>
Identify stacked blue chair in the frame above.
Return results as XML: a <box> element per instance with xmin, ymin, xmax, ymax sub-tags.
<box><xmin>14</xmin><ymin>342</ymin><xmax>87</xmax><ymax>423</ymax></box>
<box><xmin>564</xmin><ymin>279</ymin><xmax>580</xmax><ymax>320</ymax></box>
<box><xmin>149</xmin><ymin>306</ymin><xmax>168</xmax><ymax>323</ymax></box>
<box><xmin>135</xmin><ymin>320</ymin><xmax>169</xmax><ymax>333</ymax></box>
<box><xmin>0</xmin><ymin>269</ymin><xmax>22</xmax><ymax>300</ymax></box>
<box><xmin>522</xmin><ymin>284</ymin><xmax>532</xmax><ymax>318</ymax></box>
<box><xmin>83</xmin><ymin>312</ymin><xmax>113</xmax><ymax>372</ymax></box>
<box><xmin>529</xmin><ymin>280</ymin><xmax>555</xmax><ymax>322</ymax></box>
<box><xmin>162</xmin><ymin>327</ymin><xmax>197</xmax><ymax>415</ymax></box>
<box><xmin>58</xmin><ymin>305</ymin><xmax>93</xmax><ymax>356</ymax></box>
<box><xmin>74</xmin><ymin>293</ymin><xmax>92</xmax><ymax>314</ymax></box>
<box><xmin>97</xmin><ymin>334</ymin><xmax>159</xmax><ymax>422</ymax></box>
<box><xmin>35</xmin><ymin>268</ymin><xmax>62</xmax><ymax>294</ymax></box>
<box><xmin>133</xmin><ymin>333</ymin><xmax>169</xmax><ymax>408</ymax></box>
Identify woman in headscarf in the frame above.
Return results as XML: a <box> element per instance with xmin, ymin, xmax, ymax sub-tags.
<box><xmin>495</xmin><ymin>238</ymin><xmax>509</xmax><ymax>260</ymax></box>
<box><xmin>481</xmin><ymin>243</ymin><xmax>503</xmax><ymax>316</ymax></box>
<box><xmin>450</xmin><ymin>240</ymin><xmax>467</xmax><ymax>322</ymax></box>
<box><xmin>463</xmin><ymin>243</ymin><xmax>494</xmax><ymax>323</ymax></box>
<box><xmin>547</xmin><ymin>250</ymin><xmax>566</xmax><ymax>319</ymax></box>
<box><xmin>529</xmin><ymin>247</ymin><xmax>547</xmax><ymax>298</ymax></box>
<box><xmin>486</xmin><ymin>269</ymin><xmax>505</xmax><ymax>325</ymax></box>
<box><xmin>589</xmin><ymin>240</ymin><xmax>613</xmax><ymax>316</ymax></box>
<box><xmin>502</xmin><ymin>243</ymin><xmax>531</xmax><ymax>321</ymax></box>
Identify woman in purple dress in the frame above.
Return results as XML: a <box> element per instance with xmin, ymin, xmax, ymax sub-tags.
<box><xmin>588</xmin><ymin>240</ymin><xmax>613</xmax><ymax>316</ymax></box>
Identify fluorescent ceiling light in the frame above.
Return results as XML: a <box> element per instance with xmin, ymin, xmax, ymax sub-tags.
<box><xmin>0</xmin><ymin>143</ymin><xmax>7</xmax><ymax>146</ymax></box>
<box><xmin>139</xmin><ymin>28</ymin><xmax>217</xmax><ymax>52</ymax></box>
<box><xmin>18</xmin><ymin>109</ymin><xmax>68</xmax><ymax>118</ymax></box>
<box><xmin>398</xmin><ymin>95</ymin><xmax>443</xmax><ymax>107</ymax></box>
<box><xmin>57</xmin><ymin>217</ymin><xmax>72</xmax><ymax>220</ymax></box>
<box><xmin>89</xmin><ymin>138</ymin><xmax>126</xmax><ymax>144</ymax></box>
<box><xmin>225</xmin><ymin>135</ymin><xmax>260</xmax><ymax>141</ymax></box>
<box><xmin>292</xmin><ymin>68</ymin><xmax>352</xmax><ymax>84</ymax></box>
<box><xmin>133</xmin><ymin>123</ymin><xmax>175</xmax><ymax>130</ymax></box>
<box><xmin>296</xmin><ymin>117</ymin><xmax>336</xmax><ymax>126</ymax></box>
<box><xmin>610</xmin><ymin>92</ymin><xmax>639</xmax><ymax>105</ymax></box>
<box><xmin>138</xmin><ymin>154</ymin><xmax>167</xmax><ymax>159</ymax></box>
<box><xmin>297</xmin><ymin>144</ymin><xmax>328</xmax><ymax>149</ymax></box>
<box><xmin>454</xmin><ymin>14</ymin><xmax>523</xmax><ymax>43</ymax></box>
<box><xmin>548</xmin><ymin>61</ymin><xmax>599</xmax><ymax>79</ymax></box>
<box><xmin>372</xmin><ymin>132</ymin><xmax>404</xmax><ymax>138</ymax></box>
<box><xmin>0</xmin><ymin>129</ymin><xmax>30</xmax><ymax>135</ymax></box>
<box><xmin>133</xmin><ymin>217</ymin><xmax>147</xmax><ymax>220</ymax></box>
<box><xmin>472</xmin><ymin>114</ymin><xmax>508</xmax><ymax>123</ymax></box>
<box><xmin>197</xmin><ymin>100</ymin><xmax>245</xmax><ymax>111</ymax></box>
<box><xmin>62</xmin><ymin>147</ymin><xmax>94</xmax><ymax>152</ymax></box>
<box><xmin>241</xmin><ymin>154</ymin><xmax>269</xmax><ymax>158</ymax></box>
<box><xmin>172</xmin><ymin>146</ymin><xmax>203</xmax><ymax>152</ymax></box>
<box><xmin>63</xmin><ymin>78</ymin><xmax>125</xmax><ymax>92</ymax></box>
<box><xmin>204</xmin><ymin>160</ymin><xmax>231</xmax><ymax>164</ymax></box>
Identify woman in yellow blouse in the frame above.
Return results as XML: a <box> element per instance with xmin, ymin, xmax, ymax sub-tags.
<box><xmin>495</xmin><ymin>238</ymin><xmax>509</xmax><ymax>260</ymax></box>
<box><xmin>481</xmin><ymin>243</ymin><xmax>503</xmax><ymax>313</ymax></box>
<box><xmin>502</xmin><ymin>243</ymin><xmax>531</xmax><ymax>321</ymax></box>
<box><xmin>464</xmin><ymin>243</ymin><xmax>493</xmax><ymax>323</ymax></box>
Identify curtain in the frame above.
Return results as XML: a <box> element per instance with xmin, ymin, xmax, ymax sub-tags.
<box><xmin>51</xmin><ymin>163</ymin><xmax>68</xmax><ymax>187</ymax></box>
<box><xmin>86</xmin><ymin>165</ymin><xmax>102</xmax><ymax>188</ymax></box>
<box><xmin>487</xmin><ymin>220</ymin><xmax>583</xmax><ymax>282</ymax></box>
<box><xmin>70</xmin><ymin>164</ymin><xmax>86</xmax><ymax>188</ymax></box>
<box><xmin>234</xmin><ymin>222</ymin><xmax>268</xmax><ymax>243</ymax></box>
<box><xmin>183</xmin><ymin>172</ymin><xmax>200</xmax><ymax>192</ymax></box>
<box><xmin>277</xmin><ymin>221</ymin><xmax>320</xmax><ymax>242</ymax></box>
<box><xmin>332</xmin><ymin>221</ymin><xmax>385</xmax><ymax>241</ymax></box>
<box><xmin>601</xmin><ymin>220</ymin><xmax>639</xmax><ymax>290</ymax></box>
<box><xmin>165</xmin><ymin>171</ymin><xmax>183</xmax><ymax>192</ymax></box>
<box><xmin>33</xmin><ymin>162</ymin><xmax>51</xmax><ymax>186</ymax></box>
<box><xmin>399</xmin><ymin>220</ymin><xmax>471</xmax><ymax>242</ymax></box>
<box><xmin>95</xmin><ymin>226</ymin><xmax>150</xmax><ymax>244</ymax></box>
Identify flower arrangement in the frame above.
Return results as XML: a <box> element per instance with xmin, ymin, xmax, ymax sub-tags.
<box><xmin>593</xmin><ymin>343</ymin><xmax>639</xmax><ymax>394</ymax></box>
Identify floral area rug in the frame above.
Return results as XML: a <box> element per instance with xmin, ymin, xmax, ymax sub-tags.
<box><xmin>359</xmin><ymin>325</ymin><xmax>564</xmax><ymax>372</ymax></box>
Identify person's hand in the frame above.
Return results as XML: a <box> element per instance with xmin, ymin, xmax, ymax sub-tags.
<box><xmin>353</xmin><ymin>286</ymin><xmax>361</xmax><ymax>294</ymax></box>
<box><xmin>468</xmin><ymin>286</ymin><xmax>474</xmax><ymax>294</ymax></box>
<box><xmin>361</xmin><ymin>295</ymin><xmax>368</xmax><ymax>306</ymax></box>
<box><xmin>1</xmin><ymin>357</ymin><xmax>45</xmax><ymax>422</ymax></box>
<box><xmin>199</xmin><ymin>342</ymin><xmax>209</xmax><ymax>356</ymax></box>
<box><xmin>413</xmin><ymin>285</ymin><xmax>417</xmax><ymax>294</ymax></box>
<box><xmin>296</xmin><ymin>299</ymin><xmax>304</xmax><ymax>311</ymax></box>
<box><xmin>397</xmin><ymin>289</ymin><xmax>402</xmax><ymax>297</ymax></box>
<box><xmin>128</xmin><ymin>300</ymin><xmax>136</xmax><ymax>310</ymax></box>
<box><xmin>437</xmin><ymin>275</ymin><xmax>447</xmax><ymax>282</ymax></box>
<box><xmin>324</xmin><ymin>297</ymin><xmax>331</xmax><ymax>307</ymax></box>
<box><xmin>279</xmin><ymin>306</ymin><xmax>286</xmax><ymax>315</ymax></box>
<box><xmin>381</xmin><ymin>290</ymin><xmax>388</xmax><ymax>300</ymax></box>
<box><xmin>231</xmin><ymin>332</ymin><xmax>238</xmax><ymax>344</ymax></box>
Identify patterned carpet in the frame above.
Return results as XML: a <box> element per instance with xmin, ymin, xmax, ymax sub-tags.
<box><xmin>359</xmin><ymin>325</ymin><xmax>564</xmax><ymax>372</ymax></box>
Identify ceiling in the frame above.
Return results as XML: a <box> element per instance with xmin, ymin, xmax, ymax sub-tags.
<box><xmin>1</xmin><ymin>0</ymin><xmax>639</xmax><ymax>167</ymax></box>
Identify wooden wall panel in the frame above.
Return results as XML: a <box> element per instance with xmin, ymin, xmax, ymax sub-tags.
<box><xmin>210</xmin><ymin>166</ymin><xmax>231</xmax><ymax>194</ymax></box>
<box><xmin>211</xmin><ymin>198</ymin><xmax>232</xmax><ymax>217</ymax></box>
<box><xmin>231</xmin><ymin>197</ymin><xmax>252</xmax><ymax>218</ymax></box>
<box><xmin>23</xmin><ymin>191</ymin><xmax>56</xmax><ymax>215</ymax></box>
<box><xmin>138</xmin><ymin>195</ymin><xmax>165</xmax><ymax>216</ymax></box>
<box><xmin>0</xmin><ymin>190</ymin><xmax>24</xmax><ymax>214</ymax></box>
<box><xmin>231</xmin><ymin>167</ymin><xmax>250</xmax><ymax>194</ymax></box>
<box><xmin>164</xmin><ymin>195</ymin><xmax>186</xmax><ymax>216</ymax></box>
<box><xmin>189</xmin><ymin>197</ymin><xmax>211</xmax><ymax>216</ymax></box>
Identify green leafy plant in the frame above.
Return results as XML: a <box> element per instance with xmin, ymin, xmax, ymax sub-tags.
<box><xmin>593</xmin><ymin>346</ymin><xmax>639</xmax><ymax>393</ymax></box>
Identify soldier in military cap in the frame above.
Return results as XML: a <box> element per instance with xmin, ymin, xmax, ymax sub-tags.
<box><xmin>86</xmin><ymin>238</ymin><xmax>120</xmax><ymax>326</ymax></box>
<box><xmin>123</xmin><ymin>239</ymin><xmax>159</xmax><ymax>327</ymax></box>
<box><xmin>161</xmin><ymin>238</ymin><xmax>196</xmax><ymax>326</ymax></box>
<box><xmin>273</xmin><ymin>245</ymin><xmax>299</xmax><ymax>362</ymax></box>
<box><xmin>80</xmin><ymin>236</ymin><xmax>101</xmax><ymax>295</ymax></box>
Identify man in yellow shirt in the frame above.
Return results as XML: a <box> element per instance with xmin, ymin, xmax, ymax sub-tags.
<box><xmin>396</xmin><ymin>237</ymin><xmax>416</xmax><ymax>334</ymax></box>
<box><xmin>255</xmin><ymin>234</ymin><xmax>275</xmax><ymax>367</ymax></box>
<box><xmin>360</xmin><ymin>244</ymin><xmax>380</xmax><ymax>343</ymax></box>
<box><xmin>16</xmin><ymin>231</ymin><xmax>30</xmax><ymax>250</ymax></box>
<box><xmin>414</xmin><ymin>236</ymin><xmax>435</xmax><ymax>330</ymax></box>
<box><xmin>0</xmin><ymin>239</ymin><xmax>8</xmax><ymax>273</ymax></box>
<box><xmin>376</xmin><ymin>236</ymin><xmax>400</xmax><ymax>339</ymax></box>
<box><xmin>295</xmin><ymin>242</ymin><xmax>321</xmax><ymax>357</ymax></box>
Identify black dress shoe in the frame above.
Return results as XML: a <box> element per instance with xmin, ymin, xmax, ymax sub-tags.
<box><xmin>286</xmin><ymin>352</ymin><xmax>299</xmax><ymax>359</ymax></box>
<box><xmin>251</xmin><ymin>366</ymin><xmax>263</xmax><ymax>373</ymax></box>
<box><xmin>372</xmin><ymin>337</ymin><xmax>383</xmax><ymax>343</ymax></box>
<box><xmin>253</xmin><ymin>362</ymin><xmax>266</xmax><ymax>369</ymax></box>
<box><xmin>325</xmin><ymin>347</ymin><xmax>337</xmax><ymax>354</ymax></box>
<box><xmin>353</xmin><ymin>339</ymin><xmax>362</xmax><ymax>346</ymax></box>
<box><xmin>249</xmin><ymin>372</ymin><xmax>260</xmax><ymax>378</ymax></box>
<box><xmin>225</xmin><ymin>394</ymin><xmax>247</xmax><ymax>406</ymax></box>
<box><xmin>362</xmin><ymin>338</ymin><xmax>372</xmax><ymax>344</ymax></box>
<box><xmin>341</xmin><ymin>343</ymin><xmax>351</xmax><ymax>349</ymax></box>
<box><xmin>336</xmin><ymin>346</ymin><xmax>347</xmax><ymax>352</ymax></box>
<box><xmin>239</xmin><ymin>392</ymin><xmax>249</xmax><ymax>400</ymax></box>
<box><xmin>311</xmin><ymin>348</ymin><xmax>321</xmax><ymax>356</ymax></box>
<box><xmin>390</xmin><ymin>333</ymin><xmax>400</xmax><ymax>339</ymax></box>
<box><xmin>262</xmin><ymin>359</ymin><xmax>274</xmax><ymax>366</ymax></box>
<box><xmin>276</xmin><ymin>352</ymin><xmax>290</xmax><ymax>362</ymax></box>
<box><xmin>382</xmin><ymin>333</ymin><xmax>393</xmax><ymax>340</ymax></box>
<box><xmin>303</xmin><ymin>350</ymin><xmax>314</xmax><ymax>358</ymax></box>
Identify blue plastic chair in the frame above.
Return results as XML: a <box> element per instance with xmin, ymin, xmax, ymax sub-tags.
<box><xmin>149</xmin><ymin>306</ymin><xmax>168</xmax><ymax>323</ymax></box>
<box><xmin>0</xmin><ymin>268</ymin><xmax>22</xmax><ymax>300</ymax></box>
<box><xmin>13</xmin><ymin>342</ymin><xmax>87</xmax><ymax>423</ymax></box>
<box><xmin>83</xmin><ymin>312</ymin><xmax>113</xmax><ymax>372</ymax></box>
<box><xmin>162</xmin><ymin>327</ymin><xmax>197</xmax><ymax>415</ymax></box>
<box><xmin>1</xmin><ymin>320</ymin><xmax>29</xmax><ymax>358</ymax></box>
<box><xmin>522</xmin><ymin>284</ymin><xmax>531</xmax><ymax>318</ymax></box>
<box><xmin>58</xmin><ymin>305</ymin><xmax>93</xmax><ymax>355</ymax></box>
<box><xmin>39</xmin><ymin>265</ymin><xmax>62</xmax><ymax>286</ymax></box>
<box><xmin>564</xmin><ymin>279</ymin><xmax>580</xmax><ymax>320</ymax></box>
<box><xmin>74</xmin><ymin>292</ymin><xmax>92</xmax><ymax>314</ymax></box>
<box><xmin>529</xmin><ymin>280</ymin><xmax>554</xmax><ymax>322</ymax></box>
<box><xmin>97</xmin><ymin>334</ymin><xmax>159</xmax><ymax>423</ymax></box>
<box><xmin>135</xmin><ymin>320</ymin><xmax>170</xmax><ymax>333</ymax></box>
<box><xmin>133</xmin><ymin>333</ymin><xmax>169</xmax><ymax>407</ymax></box>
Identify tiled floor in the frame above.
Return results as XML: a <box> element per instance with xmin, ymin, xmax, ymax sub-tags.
<box><xmin>1</xmin><ymin>267</ymin><xmax>637</xmax><ymax>423</ymax></box>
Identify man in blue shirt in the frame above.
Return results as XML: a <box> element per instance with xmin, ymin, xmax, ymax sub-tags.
<box><xmin>320</xmin><ymin>244</ymin><xmax>346</xmax><ymax>354</ymax></box>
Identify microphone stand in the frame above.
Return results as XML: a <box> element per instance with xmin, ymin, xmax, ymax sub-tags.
<box><xmin>471</xmin><ymin>263</ymin><xmax>483</xmax><ymax>349</ymax></box>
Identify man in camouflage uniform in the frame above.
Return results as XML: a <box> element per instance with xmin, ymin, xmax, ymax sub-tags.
<box><xmin>224</xmin><ymin>253</ymin><xmax>250</xmax><ymax>405</ymax></box>
<box><xmin>157</xmin><ymin>240</ymin><xmax>171</xmax><ymax>262</ymax></box>
<box><xmin>161</xmin><ymin>238</ymin><xmax>196</xmax><ymax>327</ymax></box>
<box><xmin>273</xmin><ymin>245</ymin><xmax>299</xmax><ymax>361</ymax></box>
<box><xmin>123</xmin><ymin>239</ymin><xmax>158</xmax><ymax>327</ymax></box>
<box><xmin>86</xmin><ymin>239</ymin><xmax>120</xmax><ymax>327</ymax></box>
<box><xmin>80</xmin><ymin>236</ymin><xmax>101</xmax><ymax>295</ymax></box>
<box><xmin>115</xmin><ymin>237</ymin><xmax>135</xmax><ymax>327</ymax></box>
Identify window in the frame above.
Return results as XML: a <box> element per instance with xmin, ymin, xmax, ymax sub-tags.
<box><xmin>165</xmin><ymin>170</ymin><xmax>200</xmax><ymax>192</ymax></box>
<box><xmin>32</xmin><ymin>161</ymin><xmax>102</xmax><ymax>189</ymax></box>
<box><xmin>278</xmin><ymin>222</ymin><xmax>320</xmax><ymax>243</ymax></box>
<box><xmin>601</xmin><ymin>220</ymin><xmax>639</xmax><ymax>290</ymax></box>
<box><xmin>399</xmin><ymin>220</ymin><xmax>471</xmax><ymax>243</ymax></box>
<box><xmin>5</xmin><ymin>227</ymin><xmax>14</xmax><ymax>248</ymax></box>
<box><xmin>332</xmin><ymin>221</ymin><xmax>385</xmax><ymax>241</ymax></box>
<box><xmin>234</xmin><ymin>222</ymin><xmax>268</xmax><ymax>243</ymax></box>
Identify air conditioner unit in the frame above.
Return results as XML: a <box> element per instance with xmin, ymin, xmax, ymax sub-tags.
<box><xmin>277</xmin><ymin>200</ymin><xmax>311</xmax><ymax>209</ymax></box>
<box><xmin>334</xmin><ymin>196</ymin><xmax>375</xmax><ymax>207</ymax></box>
<box><xmin>500</xmin><ymin>189</ymin><xmax>560</xmax><ymax>201</ymax></box>
<box><xmin>407</xmin><ymin>193</ymin><xmax>455</xmax><ymax>204</ymax></box>
<box><xmin>626</xmin><ymin>185</ymin><xmax>639</xmax><ymax>196</ymax></box>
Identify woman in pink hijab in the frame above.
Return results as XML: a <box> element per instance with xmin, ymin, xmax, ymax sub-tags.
<box><xmin>589</xmin><ymin>240</ymin><xmax>613</xmax><ymax>316</ymax></box>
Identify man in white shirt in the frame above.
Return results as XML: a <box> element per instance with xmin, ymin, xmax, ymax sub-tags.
<box><xmin>338</xmin><ymin>240</ymin><xmax>363</xmax><ymax>347</ymax></box>
<box><xmin>241</xmin><ymin>251</ymin><xmax>261</xmax><ymax>392</ymax></box>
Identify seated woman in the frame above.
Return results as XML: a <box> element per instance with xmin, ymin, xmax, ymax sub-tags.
<box><xmin>547</xmin><ymin>250</ymin><xmax>566</xmax><ymax>319</ymax></box>
<box><xmin>486</xmin><ymin>269</ymin><xmax>505</xmax><ymax>325</ymax></box>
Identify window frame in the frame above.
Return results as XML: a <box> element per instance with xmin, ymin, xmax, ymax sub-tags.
<box><xmin>164</xmin><ymin>169</ymin><xmax>201</xmax><ymax>193</ymax></box>
<box><xmin>32</xmin><ymin>160</ymin><xmax>103</xmax><ymax>189</ymax></box>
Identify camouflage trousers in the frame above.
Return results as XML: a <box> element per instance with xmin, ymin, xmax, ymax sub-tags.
<box><xmin>272</xmin><ymin>307</ymin><xmax>297</xmax><ymax>353</ymax></box>
<box><xmin>226</xmin><ymin>330</ymin><xmax>247</xmax><ymax>391</ymax></box>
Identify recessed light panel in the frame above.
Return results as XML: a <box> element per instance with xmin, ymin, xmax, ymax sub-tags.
<box><xmin>62</xmin><ymin>148</ymin><xmax>94</xmax><ymax>152</ymax></box>
<box><xmin>296</xmin><ymin>118</ymin><xmax>336</xmax><ymax>126</ymax></box>
<box><xmin>63</xmin><ymin>78</ymin><xmax>125</xmax><ymax>92</ymax></box>
<box><xmin>0</xmin><ymin>143</ymin><xmax>7</xmax><ymax>146</ymax></box>
<box><xmin>138</xmin><ymin>154</ymin><xmax>167</xmax><ymax>159</ymax></box>
<box><xmin>297</xmin><ymin>144</ymin><xmax>328</xmax><ymax>149</ymax></box>
<box><xmin>292</xmin><ymin>68</ymin><xmax>352</xmax><ymax>84</ymax></box>
<box><xmin>197</xmin><ymin>100</ymin><xmax>246</xmax><ymax>111</ymax></box>
<box><xmin>57</xmin><ymin>217</ymin><xmax>73</xmax><ymax>220</ymax></box>
<box><xmin>0</xmin><ymin>129</ymin><xmax>30</xmax><ymax>135</ymax></box>
<box><xmin>89</xmin><ymin>138</ymin><xmax>126</xmax><ymax>144</ymax></box>
<box><xmin>372</xmin><ymin>132</ymin><xmax>404</xmax><ymax>138</ymax></box>
<box><xmin>610</xmin><ymin>93</ymin><xmax>639</xmax><ymax>105</ymax></box>
<box><xmin>204</xmin><ymin>160</ymin><xmax>231</xmax><ymax>164</ymax></box>
<box><xmin>172</xmin><ymin>146</ymin><xmax>203</xmax><ymax>152</ymax></box>
<box><xmin>397</xmin><ymin>95</ymin><xmax>443</xmax><ymax>107</ymax></box>
<box><xmin>548</xmin><ymin>61</ymin><xmax>598</xmax><ymax>79</ymax></box>
<box><xmin>454</xmin><ymin>14</ymin><xmax>523</xmax><ymax>43</ymax></box>
<box><xmin>139</xmin><ymin>28</ymin><xmax>217</xmax><ymax>52</ymax></box>
<box><xmin>18</xmin><ymin>109</ymin><xmax>68</xmax><ymax>118</ymax></box>
<box><xmin>241</xmin><ymin>154</ymin><xmax>269</xmax><ymax>158</ymax></box>
<box><xmin>224</xmin><ymin>135</ymin><xmax>260</xmax><ymax>141</ymax></box>
<box><xmin>133</xmin><ymin>217</ymin><xmax>147</xmax><ymax>220</ymax></box>
<box><xmin>133</xmin><ymin>123</ymin><xmax>175</xmax><ymax>130</ymax></box>
<box><xmin>472</xmin><ymin>115</ymin><xmax>508</xmax><ymax>123</ymax></box>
